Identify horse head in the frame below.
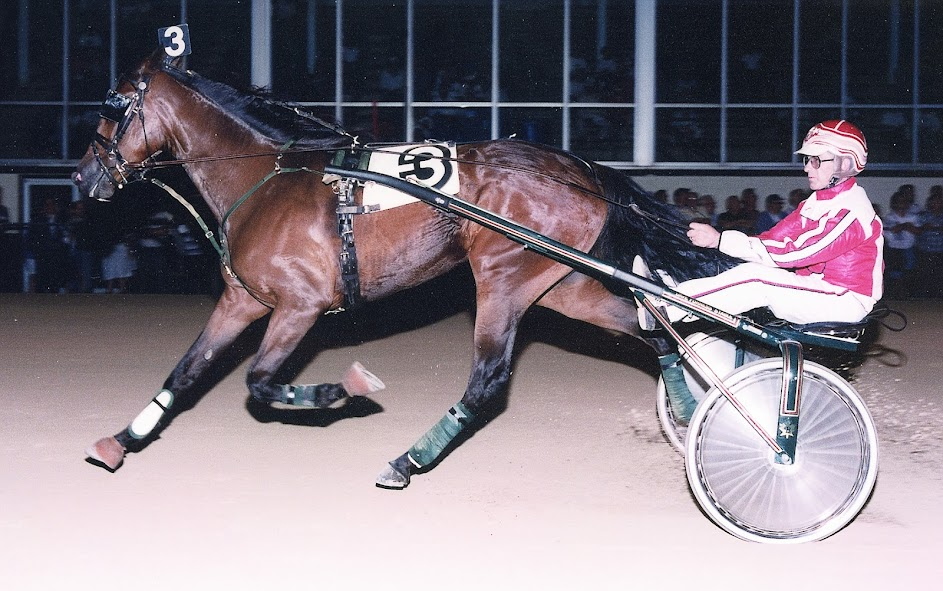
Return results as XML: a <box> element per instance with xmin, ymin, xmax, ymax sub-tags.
<box><xmin>72</xmin><ymin>50</ymin><xmax>181</xmax><ymax>201</ymax></box>
<box><xmin>73</xmin><ymin>49</ymin><xmax>356</xmax><ymax>203</ymax></box>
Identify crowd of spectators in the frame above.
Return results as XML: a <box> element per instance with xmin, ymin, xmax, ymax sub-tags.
<box><xmin>657</xmin><ymin>182</ymin><xmax>943</xmax><ymax>300</ymax></box>
<box><xmin>3</xmin><ymin>183</ymin><xmax>943</xmax><ymax>301</ymax></box>
<box><xmin>660</xmin><ymin>186</ymin><xmax>782</xmax><ymax>236</ymax></box>
<box><xmin>0</xmin><ymin>193</ymin><xmax>219</xmax><ymax>296</ymax></box>
<box><xmin>882</xmin><ymin>184</ymin><xmax>943</xmax><ymax>299</ymax></box>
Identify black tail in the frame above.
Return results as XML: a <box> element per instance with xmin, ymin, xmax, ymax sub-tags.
<box><xmin>589</xmin><ymin>164</ymin><xmax>739</xmax><ymax>289</ymax></box>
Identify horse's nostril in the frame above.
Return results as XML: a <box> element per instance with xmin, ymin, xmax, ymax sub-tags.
<box><xmin>71</xmin><ymin>171</ymin><xmax>82</xmax><ymax>184</ymax></box>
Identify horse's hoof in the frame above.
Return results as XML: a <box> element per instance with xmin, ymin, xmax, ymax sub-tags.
<box><xmin>343</xmin><ymin>362</ymin><xmax>386</xmax><ymax>396</ymax></box>
<box><xmin>86</xmin><ymin>436</ymin><xmax>126</xmax><ymax>471</ymax></box>
<box><xmin>376</xmin><ymin>462</ymin><xmax>410</xmax><ymax>489</ymax></box>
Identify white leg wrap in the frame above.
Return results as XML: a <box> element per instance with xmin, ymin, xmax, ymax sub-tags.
<box><xmin>128</xmin><ymin>389</ymin><xmax>174</xmax><ymax>440</ymax></box>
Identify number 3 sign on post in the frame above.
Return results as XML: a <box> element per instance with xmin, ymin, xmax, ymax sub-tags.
<box><xmin>158</xmin><ymin>24</ymin><xmax>192</xmax><ymax>58</ymax></box>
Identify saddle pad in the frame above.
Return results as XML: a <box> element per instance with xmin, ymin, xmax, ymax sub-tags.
<box><xmin>362</xmin><ymin>143</ymin><xmax>459</xmax><ymax>211</ymax></box>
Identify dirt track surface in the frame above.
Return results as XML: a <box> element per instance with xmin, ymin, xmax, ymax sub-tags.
<box><xmin>1</xmin><ymin>293</ymin><xmax>941</xmax><ymax>590</ymax></box>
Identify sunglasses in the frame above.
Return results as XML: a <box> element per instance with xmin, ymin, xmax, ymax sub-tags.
<box><xmin>802</xmin><ymin>155</ymin><xmax>835</xmax><ymax>169</ymax></box>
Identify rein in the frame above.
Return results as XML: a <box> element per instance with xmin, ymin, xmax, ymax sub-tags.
<box><xmin>134</xmin><ymin>144</ymin><xmax>695</xmax><ymax>246</ymax></box>
<box><xmin>148</xmin><ymin>140</ymin><xmax>323</xmax><ymax>301</ymax></box>
<box><xmin>626</xmin><ymin>203</ymin><xmax>692</xmax><ymax>236</ymax></box>
<box><xmin>101</xmin><ymin>59</ymin><xmax>684</xmax><ymax>246</ymax></box>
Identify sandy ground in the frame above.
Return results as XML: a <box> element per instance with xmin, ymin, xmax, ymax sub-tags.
<box><xmin>1</xmin><ymin>290</ymin><xmax>941</xmax><ymax>590</ymax></box>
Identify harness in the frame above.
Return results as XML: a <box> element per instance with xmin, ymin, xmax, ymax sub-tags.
<box><xmin>91</xmin><ymin>65</ymin><xmax>376</xmax><ymax>310</ymax></box>
<box><xmin>147</xmin><ymin>141</ymin><xmax>372</xmax><ymax>310</ymax></box>
<box><xmin>330</xmin><ymin>149</ymin><xmax>373</xmax><ymax>309</ymax></box>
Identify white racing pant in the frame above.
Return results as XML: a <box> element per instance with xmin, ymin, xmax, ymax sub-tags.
<box><xmin>673</xmin><ymin>262</ymin><xmax>874</xmax><ymax>325</ymax></box>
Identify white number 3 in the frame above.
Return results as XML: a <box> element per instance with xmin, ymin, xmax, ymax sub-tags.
<box><xmin>159</xmin><ymin>24</ymin><xmax>191</xmax><ymax>58</ymax></box>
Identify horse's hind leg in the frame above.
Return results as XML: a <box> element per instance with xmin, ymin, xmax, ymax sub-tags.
<box><xmin>537</xmin><ymin>272</ymin><xmax>676</xmax><ymax>356</ymax></box>
<box><xmin>377</xmin><ymin>293</ymin><xmax>526</xmax><ymax>489</ymax></box>
<box><xmin>538</xmin><ymin>273</ymin><xmax>695</xmax><ymax>416</ymax></box>
<box><xmin>374</xmin><ymin>272</ymin><xmax>680</xmax><ymax>489</ymax></box>
<box><xmin>86</xmin><ymin>286</ymin><xmax>271</xmax><ymax>471</ymax></box>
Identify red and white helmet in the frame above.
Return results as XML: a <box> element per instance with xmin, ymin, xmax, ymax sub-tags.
<box><xmin>795</xmin><ymin>120</ymin><xmax>868</xmax><ymax>175</ymax></box>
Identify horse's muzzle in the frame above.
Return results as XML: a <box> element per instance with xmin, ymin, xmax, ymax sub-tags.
<box><xmin>72</xmin><ymin>163</ymin><xmax>115</xmax><ymax>201</ymax></box>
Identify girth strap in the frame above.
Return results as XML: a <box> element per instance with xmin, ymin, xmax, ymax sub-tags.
<box><xmin>335</xmin><ymin>177</ymin><xmax>362</xmax><ymax>309</ymax></box>
<box><xmin>329</xmin><ymin>148</ymin><xmax>375</xmax><ymax>310</ymax></box>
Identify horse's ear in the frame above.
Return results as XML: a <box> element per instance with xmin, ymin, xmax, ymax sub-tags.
<box><xmin>162</xmin><ymin>54</ymin><xmax>184</xmax><ymax>71</ymax></box>
<box><xmin>145</xmin><ymin>48</ymin><xmax>166</xmax><ymax>70</ymax></box>
<box><xmin>144</xmin><ymin>48</ymin><xmax>182</xmax><ymax>71</ymax></box>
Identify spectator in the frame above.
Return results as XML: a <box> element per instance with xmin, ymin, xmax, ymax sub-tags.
<box><xmin>739</xmin><ymin>188</ymin><xmax>760</xmax><ymax>235</ymax></box>
<box><xmin>0</xmin><ymin>187</ymin><xmax>18</xmax><ymax>292</ymax></box>
<box><xmin>784</xmin><ymin>188</ymin><xmax>807</xmax><ymax>214</ymax></box>
<box><xmin>27</xmin><ymin>196</ymin><xmax>70</xmax><ymax>293</ymax></box>
<box><xmin>171</xmin><ymin>222</ymin><xmax>210</xmax><ymax>294</ymax></box>
<box><xmin>898</xmin><ymin>184</ymin><xmax>919</xmax><ymax>214</ymax></box>
<box><xmin>883</xmin><ymin>190</ymin><xmax>919</xmax><ymax>299</ymax></box>
<box><xmin>101</xmin><ymin>231</ymin><xmax>137</xmax><ymax>293</ymax></box>
<box><xmin>671</xmin><ymin>187</ymin><xmax>689</xmax><ymax>211</ymax></box>
<box><xmin>672</xmin><ymin>188</ymin><xmax>704</xmax><ymax>223</ymax></box>
<box><xmin>697</xmin><ymin>194</ymin><xmax>718</xmax><ymax>227</ymax></box>
<box><xmin>755</xmin><ymin>194</ymin><xmax>786</xmax><ymax>234</ymax></box>
<box><xmin>716</xmin><ymin>194</ymin><xmax>753</xmax><ymax>234</ymax></box>
<box><xmin>914</xmin><ymin>186</ymin><xmax>943</xmax><ymax>299</ymax></box>
<box><xmin>65</xmin><ymin>199</ymin><xmax>100</xmax><ymax>293</ymax></box>
<box><xmin>135</xmin><ymin>211</ymin><xmax>175</xmax><ymax>293</ymax></box>
<box><xmin>0</xmin><ymin>187</ymin><xmax>9</xmax><ymax>226</ymax></box>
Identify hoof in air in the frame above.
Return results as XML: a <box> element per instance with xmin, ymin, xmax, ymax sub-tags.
<box><xmin>343</xmin><ymin>362</ymin><xmax>386</xmax><ymax>396</ymax></box>
<box><xmin>376</xmin><ymin>462</ymin><xmax>410</xmax><ymax>489</ymax></box>
<box><xmin>86</xmin><ymin>436</ymin><xmax>126</xmax><ymax>471</ymax></box>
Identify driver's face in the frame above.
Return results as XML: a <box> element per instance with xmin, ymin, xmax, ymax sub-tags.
<box><xmin>804</xmin><ymin>153</ymin><xmax>840</xmax><ymax>191</ymax></box>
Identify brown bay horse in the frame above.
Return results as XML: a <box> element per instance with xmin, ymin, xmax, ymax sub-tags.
<box><xmin>72</xmin><ymin>51</ymin><xmax>734</xmax><ymax>487</ymax></box>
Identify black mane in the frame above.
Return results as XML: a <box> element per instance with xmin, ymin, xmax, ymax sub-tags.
<box><xmin>155</xmin><ymin>60</ymin><xmax>355</xmax><ymax>150</ymax></box>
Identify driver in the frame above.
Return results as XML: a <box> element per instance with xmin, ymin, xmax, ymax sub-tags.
<box><xmin>640</xmin><ymin>119</ymin><xmax>883</xmax><ymax>328</ymax></box>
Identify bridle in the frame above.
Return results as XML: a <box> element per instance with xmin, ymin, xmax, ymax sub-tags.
<box><xmin>90</xmin><ymin>74</ymin><xmax>161</xmax><ymax>197</ymax></box>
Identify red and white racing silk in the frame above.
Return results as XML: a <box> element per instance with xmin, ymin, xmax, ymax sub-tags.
<box><xmin>718</xmin><ymin>178</ymin><xmax>884</xmax><ymax>301</ymax></box>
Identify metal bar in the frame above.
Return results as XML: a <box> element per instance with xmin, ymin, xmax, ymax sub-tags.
<box><xmin>323</xmin><ymin>165</ymin><xmax>786</xmax><ymax>351</ymax></box>
<box><xmin>774</xmin><ymin>339</ymin><xmax>803</xmax><ymax>464</ymax></box>
<box><xmin>646</xmin><ymin>299</ymin><xmax>784</xmax><ymax>455</ymax></box>
<box><xmin>405</xmin><ymin>0</ymin><xmax>415</xmax><ymax>142</ymax></box>
<box><xmin>325</xmin><ymin>165</ymin><xmax>639</xmax><ymax>287</ymax></box>
<box><xmin>251</xmin><ymin>0</ymin><xmax>272</xmax><ymax>89</ymax></box>
<box><xmin>335</xmin><ymin>0</ymin><xmax>343</xmax><ymax>124</ymax></box>
<box><xmin>323</xmin><ymin>165</ymin><xmax>861</xmax><ymax>361</ymax></box>
<box><xmin>60</xmin><ymin>0</ymin><xmax>70</xmax><ymax>159</ymax></box>
<box><xmin>633</xmin><ymin>0</ymin><xmax>656</xmax><ymax>166</ymax></box>
<box><xmin>491</xmin><ymin>0</ymin><xmax>500</xmax><ymax>139</ymax></box>
<box><xmin>562</xmin><ymin>0</ymin><xmax>571</xmax><ymax>151</ymax></box>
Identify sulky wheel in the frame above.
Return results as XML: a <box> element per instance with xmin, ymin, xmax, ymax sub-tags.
<box><xmin>684</xmin><ymin>358</ymin><xmax>878</xmax><ymax>543</ymax></box>
<box><xmin>656</xmin><ymin>330</ymin><xmax>768</xmax><ymax>453</ymax></box>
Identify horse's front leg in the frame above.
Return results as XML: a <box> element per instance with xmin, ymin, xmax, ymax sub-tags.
<box><xmin>377</xmin><ymin>298</ymin><xmax>522</xmax><ymax>489</ymax></box>
<box><xmin>243</xmin><ymin>304</ymin><xmax>385</xmax><ymax>410</ymax></box>
<box><xmin>85</xmin><ymin>286</ymin><xmax>270</xmax><ymax>471</ymax></box>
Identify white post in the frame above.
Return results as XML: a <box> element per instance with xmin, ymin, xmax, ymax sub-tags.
<box><xmin>633</xmin><ymin>0</ymin><xmax>657</xmax><ymax>166</ymax></box>
<box><xmin>251</xmin><ymin>0</ymin><xmax>273</xmax><ymax>89</ymax></box>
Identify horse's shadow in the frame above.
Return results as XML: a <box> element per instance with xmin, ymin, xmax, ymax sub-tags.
<box><xmin>244</xmin><ymin>395</ymin><xmax>385</xmax><ymax>427</ymax></box>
